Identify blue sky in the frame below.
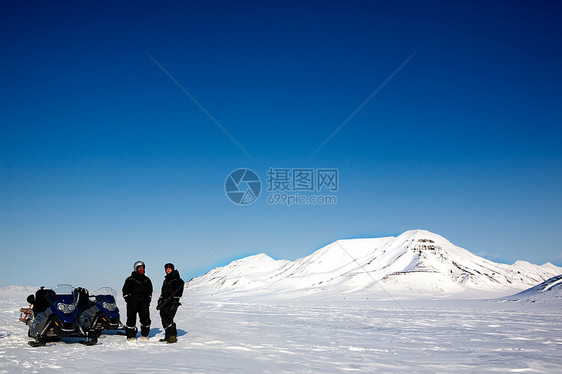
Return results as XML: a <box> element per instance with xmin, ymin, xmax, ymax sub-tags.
<box><xmin>1</xmin><ymin>1</ymin><xmax>561</xmax><ymax>289</ymax></box>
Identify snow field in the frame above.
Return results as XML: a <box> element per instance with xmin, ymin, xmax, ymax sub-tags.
<box><xmin>1</xmin><ymin>288</ymin><xmax>561</xmax><ymax>373</ymax></box>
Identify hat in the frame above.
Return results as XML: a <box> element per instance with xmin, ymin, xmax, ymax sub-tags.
<box><xmin>164</xmin><ymin>263</ymin><xmax>175</xmax><ymax>270</ymax></box>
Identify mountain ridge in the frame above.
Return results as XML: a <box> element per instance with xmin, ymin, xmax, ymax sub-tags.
<box><xmin>501</xmin><ymin>274</ymin><xmax>562</xmax><ymax>304</ymax></box>
<box><xmin>186</xmin><ymin>229</ymin><xmax>562</xmax><ymax>299</ymax></box>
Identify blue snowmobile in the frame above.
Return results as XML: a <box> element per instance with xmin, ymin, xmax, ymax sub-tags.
<box><xmin>89</xmin><ymin>287</ymin><xmax>122</xmax><ymax>332</ymax></box>
<box><xmin>74</xmin><ymin>287</ymin><xmax>123</xmax><ymax>345</ymax></box>
<box><xmin>26</xmin><ymin>284</ymin><xmax>79</xmax><ymax>347</ymax></box>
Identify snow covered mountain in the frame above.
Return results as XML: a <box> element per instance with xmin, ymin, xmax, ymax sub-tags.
<box><xmin>186</xmin><ymin>230</ymin><xmax>562</xmax><ymax>299</ymax></box>
<box><xmin>501</xmin><ymin>274</ymin><xmax>562</xmax><ymax>304</ymax></box>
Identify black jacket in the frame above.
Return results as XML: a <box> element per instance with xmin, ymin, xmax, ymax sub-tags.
<box><xmin>160</xmin><ymin>269</ymin><xmax>184</xmax><ymax>302</ymax></box>
<box><xmin>27</xmin><ymin>287</ymin><xmax>56</xmax><ymax>316</ymax></box>
<box><xmin>122</xmin><ymin>271</ymin><xmax>153</xmax><ymax>305</ymax></box>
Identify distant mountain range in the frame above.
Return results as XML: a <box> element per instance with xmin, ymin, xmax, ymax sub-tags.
<box><xmin>186</xmin><ymin>230</ymin><xmax>562</xmax><ymax>299</ymax></box>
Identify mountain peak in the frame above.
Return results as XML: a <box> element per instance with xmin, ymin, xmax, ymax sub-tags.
<box><xmin>234</xmin><ymin>253</ymin><xmax>273</xmax><ymax>263</ymax></box>
<box><xmin>397</xmin><ymin>229</ymin><xmax>450</xmax><ymax>243</ymax></box>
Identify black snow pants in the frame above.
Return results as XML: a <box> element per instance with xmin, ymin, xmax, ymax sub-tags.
<box><xmin>159</xmin><ymin>302</ymin><xmax>180</xmax><ymax>337</ymax></box>
<box><xmin>126</xmin><ymin>300</ymin><xmax>151</xmax><ymax>338</ymax></box>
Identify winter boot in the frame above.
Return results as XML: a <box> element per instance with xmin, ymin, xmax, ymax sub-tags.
<box><xmin>140</xmin><ymin>324</ymin><xmax>150</xmax><ymax>337</ymax></box>
<box><xmin>167</xmin><ymin>335</ymin><xmax>177</xmax><ymax>344</ymax></box>
<box><xmin>159</xmin><ymin>335</ymin><xmax>169</xmax><ymax>342</ymax></box>
<box><xmin>125</xmin><ymin>325</ymin><xmax>138</xmax><ymax>339</ymax></box>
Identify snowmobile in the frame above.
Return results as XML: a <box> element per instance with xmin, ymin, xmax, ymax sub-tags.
<box><xmin>25</xmin><ymin>284</ymin><xmax>79</xmax><ymax>347</ymax></box>
<box><xmin>73</xmin><ymin>286</ymin><xmax>123</xmax><ymax>345</ymax></box>
<box><xmin>83</xmin><ymin>287</ymin><xmax>123</xmax><ymax>334</ymax></box>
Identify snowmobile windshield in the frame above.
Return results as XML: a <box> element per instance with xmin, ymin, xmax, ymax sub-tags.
<box><xmin>91</xmin><ymin>287</ymin><xmax>117</xmax><ymax>297</ymax></box>
<box><xmin>52</xmin><ymin>284</ymin><xmax>75</xmax><ymax>296</ymax></box>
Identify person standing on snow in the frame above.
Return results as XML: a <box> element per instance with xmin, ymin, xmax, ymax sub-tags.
<box><xmin>157</xmin><ymin>263</ymin><xmax>184</xmax><ymax>343</ymax></box>
<box><xmin>122</xmin><ymin>261</ymin><xmax>153</xmax><ymax>340</ymax></box>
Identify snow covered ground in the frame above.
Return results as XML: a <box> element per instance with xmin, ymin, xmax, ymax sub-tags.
<box><xmin>1</xmin><ymin>287</ymin><xmax>561</xmax><ymax>373</ymax></box>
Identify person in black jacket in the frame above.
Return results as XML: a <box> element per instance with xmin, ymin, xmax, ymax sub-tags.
<box><xmin>122</xmin><ymin>260</ymin><xmax>153</xmax><ymax>340</ymax></box>
<box><xmin>157</xmin><ymin>263</ymin><xmax>184</xmax><ymax>343</ymax></box>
